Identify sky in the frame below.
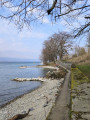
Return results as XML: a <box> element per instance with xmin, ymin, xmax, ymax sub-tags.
<box><xmin>0</xmin><ymin>1</ymin><xmax>88</xmax><ymax>61</ymax></box>
<box><xmin>0</xmin><ymin>19</ymin><xmax>65</xmax><ymax>61</ymax></box>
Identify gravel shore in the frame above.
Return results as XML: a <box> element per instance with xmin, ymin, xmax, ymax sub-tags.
<box><xmin>0</xmin><ymin>77</ymin><xmax>64</xmax><ymax>120</ymax></box>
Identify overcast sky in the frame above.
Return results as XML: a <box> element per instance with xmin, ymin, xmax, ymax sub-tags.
<box><xmin>0</xmin><ymin>14</ymin><xmax>87</xmax><ymax>61</ymax></box>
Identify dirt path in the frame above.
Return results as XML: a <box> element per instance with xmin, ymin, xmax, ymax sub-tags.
<box><xmin>47</xmin><ymin>70</ymin><xmax>71</xmax><ymax>120</ymax></box>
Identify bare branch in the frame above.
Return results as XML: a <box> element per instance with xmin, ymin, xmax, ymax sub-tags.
<box><xmin>55</xmin><ymin>5</ymin><xmax>90</xmax><ymax>18</ymax></box>
<box><xmin>85</xmin><ymin>16</ymin><xmax>90</xmax><ymax>19</ymax></box>
<box><xmin>47</xmin><ymin>0</ymin><xmax>57</xmax><ymax>15</ymax></box>
<box><xmin>0</xmin><ymin>0</ymin><xmax>89</xmax><ymax>37</ymax></box>
<box><xmin>74</xmin><ymin>22</ymin><xmax>90</xmax><ymax>37</ymax></box>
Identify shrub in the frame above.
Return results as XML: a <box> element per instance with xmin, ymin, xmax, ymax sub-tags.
<box><xmin>46</xmin><ymin>68</ymin><xmax>67</xmax><ymax>79</ymax></box>
<box><xmin>71</xmin><ymin>63</ymin><xmax>76</xmax><ymax>68</ymax></box>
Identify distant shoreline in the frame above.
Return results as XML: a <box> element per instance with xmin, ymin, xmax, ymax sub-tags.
<box><xmin>19</xmin><ymin>65</ymin><xmax>58</xmax><ymax>70</ymax></box>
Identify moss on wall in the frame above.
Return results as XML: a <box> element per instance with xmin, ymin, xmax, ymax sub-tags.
<box><xmin>70</xmin><ymin>67</ymin><xmax>90</xmax><ymax>120</ymax></box>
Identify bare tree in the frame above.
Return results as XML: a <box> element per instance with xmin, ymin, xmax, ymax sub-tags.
<box><xmin>52</xmin><ymin>32</ymin><xmax>72</xmax><ymax>60</ymax></box>
<box><xmin>41</xmin><ymin>32</ymin><xmax>72</xmax><ymax>64</ymax></box>
<box><xmin>87</xmin><ymin>33</ymin><xmax>90</xmax><ymax>54</ymax></box>
<box><xmin>40</xmin><ymin>48</ymin><xmax>49</xmax><ymax>64</ymax></box>
<box><xmin>41</xmin><ymin>39</ymin><xmax>57</xmax><ymax>64</ymax></box>
<box><xmin>0</xmin><ymin>0</ymin><xmax>89</xmax><ymax>36</ymax></box>
<box><xmin>74</xmin><ymin>45</ymin><xmax>86</xmax><ymax>56</ymax></box>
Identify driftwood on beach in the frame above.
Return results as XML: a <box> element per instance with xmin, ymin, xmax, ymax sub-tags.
<box><xmin>0</xmin><ymin>65</ymin><xmax>65</xmax><ymax>120</ymax></box>
<box><xmin>8</xmin><ymin>108</ymin><xmax>33</xmax><ymax>120</ymax></box>
<box><xmin>0</xmin><ymin>76</ymin><xmax>64</xmax><ymax>120</ymax></box>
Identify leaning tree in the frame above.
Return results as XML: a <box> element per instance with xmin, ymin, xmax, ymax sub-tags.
<box><xmin>0</xmin><ymin>0</ymin><xmax>90</xmax><ymax>36</ymax></box>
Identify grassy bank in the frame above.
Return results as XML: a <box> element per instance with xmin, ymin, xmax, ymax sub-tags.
<box><xmin>71</xmin><ymin>67</ymin><xmax>89</xmax><ymax>89</ymax></box>
<box><xmin>71</xmin><ymin>67</ymin><xmax>90</xmax><ymax>120</ymax></box>
<box><xmin>77</xmin><ymin>64</ymin><xmax>90</xmax><ymax>79</ymax></box>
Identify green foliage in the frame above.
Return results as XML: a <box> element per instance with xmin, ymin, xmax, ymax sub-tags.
<box><xmin>77</xmin><ymin>64</ymin><xmax>90</xmax><ymax>79</ymax></box>
<box><xmin>71</xmin><ymin>68</ymin><xmax>89</xmax><ymax>89</ymax></box>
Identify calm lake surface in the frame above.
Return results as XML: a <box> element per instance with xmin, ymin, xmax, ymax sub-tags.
<box><xmin>0</xmin><ymin>62</ymin><xmax>50</xmax><ymax>107</ymax></box>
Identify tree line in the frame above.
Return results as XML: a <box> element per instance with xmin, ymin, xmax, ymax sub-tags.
<box><xmin>41</xmin><ymin>32</ymin><xmax>72</xmax><ymax>64</ymax></box>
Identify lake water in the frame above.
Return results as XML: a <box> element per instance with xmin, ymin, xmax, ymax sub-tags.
<box><xmin>0</xmin><ymin>62</ymin><xmax>50</xmax><ymax>107</ymax></box>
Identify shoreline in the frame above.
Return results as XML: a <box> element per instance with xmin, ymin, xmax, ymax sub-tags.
<box><xmin>19</xmin><ymin>65</ymin><xmax>59</xmax><ymax>70</ymax></box>
<box><xmin>0</xmin><ymin>82</ymin><xmax>43</xmax><ymax>109</ymax></box>
<box><xmin>0</xmin><ymin>65</ymin><xmax>58</xmax><ymax>108</ymax></box>
<box><xmin>0</xmin><ymin>66</ymin><xmax>65</xmax><ymax>120</ymax></box>
<box><xmin>0</xmin><ymin>77</ymin><xmax>64</xmax><ymax>120</ymax></box>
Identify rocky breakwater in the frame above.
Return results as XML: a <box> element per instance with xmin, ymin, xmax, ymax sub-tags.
<box><xmin>12</xmin><ymin>77</ymin><xmax>45</xmax><ymax>82</ymax></box>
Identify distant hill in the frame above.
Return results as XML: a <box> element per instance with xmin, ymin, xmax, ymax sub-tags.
<box><xmin>0</xmin><ymin>57</ymin><xmax>40</xmax><ymax>62</ymax></box>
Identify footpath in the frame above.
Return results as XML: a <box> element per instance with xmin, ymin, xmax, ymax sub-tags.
<box><xmin>47</xmin><ymin>62</ymin><xmax>90</xmax><ymax>120</ymax></box>
<box><xmin>47</xmin><ymin>63</ymin><xmax>71</xmax><ymax>120</ymax></box>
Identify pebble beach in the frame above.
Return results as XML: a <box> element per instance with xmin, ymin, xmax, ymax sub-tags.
<box><xmin>0</xmin><ymin>66</ymin><xmax>64</xmax><ymax>120</ymax></box>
